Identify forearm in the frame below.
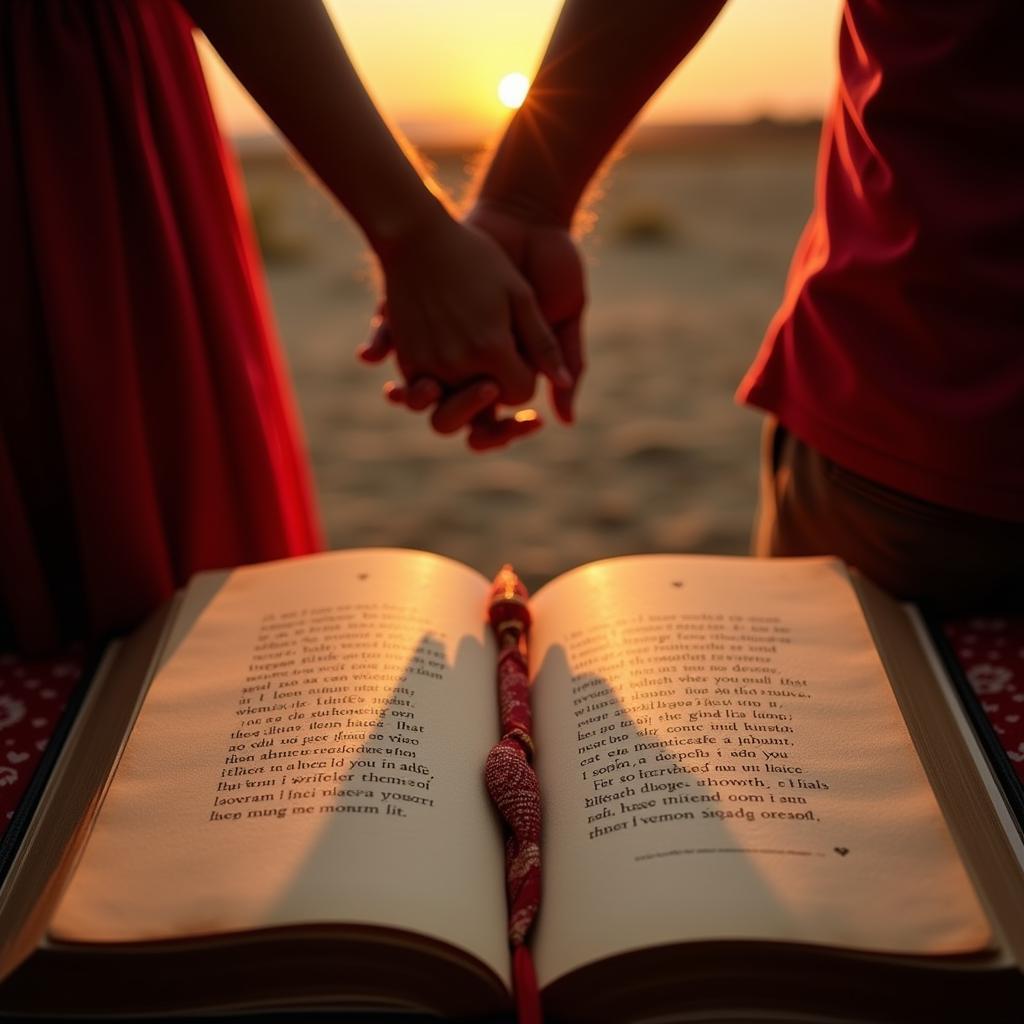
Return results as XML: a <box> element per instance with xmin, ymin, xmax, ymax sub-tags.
<box><xmin>182</xmin><ymin>0</ymin><xmax>447</xmax><ymax>252</ymax></box>
<box><xmin>478</xmin><ymin>0</ymin><xmax>727</xmax><ymax>227</ymax></box>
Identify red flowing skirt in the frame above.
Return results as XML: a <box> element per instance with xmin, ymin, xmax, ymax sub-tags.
<box><xmin>0</xmin><ymin>0</ymin><xmax>322</xmax><ymax>653</ymax></box>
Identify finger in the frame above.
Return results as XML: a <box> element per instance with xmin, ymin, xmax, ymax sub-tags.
<box><xmin>467</xmin><ymin>408</ymin><xmax>543</xmax><ymax>451</ymax></box>
<box><xmin>383</xmin><ymin>380</ymin><xmax>409</xmax><ymax>405</ymax></box>
<box><xmin>405</xmin><ymin>377</ymin><xmax>444</xmax><ymax>411</ymax></box>
<box><xmin>468</xmin><ymin>412</ymin><xmax>543</xmax><ymax>451</ymax></box>
<box><xmin>484</xmin><ymin>335</ymin><xmax>538</xmax><ymax>406</ymax></box>
<box><xmin>430</xmin><ymin>380</ymin><xmax>501</xmax><ymax>435</ymax></box>
<box><xmin>511</xmin><ymin>290</ymin><xmax>573</xmax><ymax>390</ymax></box>
<box><xmin>358</xmin><ymin>315</ymin><xmax>393</xmax><ymax>363</ymax></box>
<box><xmin>384</xmin><ymin>378</ymin><xmax>446</xmax><ymax>411</ymax></box>
<box><xmin>552</xmin><ymin>318</ymin><xmax>584</xmax><ymax>424</ymax></box>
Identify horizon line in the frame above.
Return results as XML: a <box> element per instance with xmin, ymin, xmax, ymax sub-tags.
<box><xmin>229</xmin><ymin>113</ymin><xmax>824</xmax><ymax>153</ymax></box>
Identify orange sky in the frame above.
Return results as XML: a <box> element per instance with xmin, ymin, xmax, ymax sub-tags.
<box><xmin>199</xmin><ymin>0</ymin><xmax>843</xmax><ymax>142</ymax></box>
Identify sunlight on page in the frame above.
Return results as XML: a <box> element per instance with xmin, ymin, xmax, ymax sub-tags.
<box><xmin>528</xmin><ymin>556</ymin><xmax>991</xmax><ymax>987</ymax></box>
<box><xmin>50</xmin><ymin>550</ymin><xmax>510</xmax><ymax>987</ymax></box>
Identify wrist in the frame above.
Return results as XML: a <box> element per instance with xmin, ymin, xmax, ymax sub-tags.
<box><xmin>366</xmin><ymin>188</ymin><xmax>453</xmax><ymax>263</ymax></box>
<box><xmin>477</xmin><ymin>122</ymin><xmax>578</xmax><ymax>229</ymax></box>
<box><xmin>471</xmin><ymin>193</ymin><xmax>572</xmax><ymax>231</ymax></box>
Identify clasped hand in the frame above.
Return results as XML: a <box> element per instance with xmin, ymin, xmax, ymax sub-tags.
<box><xmin>360</xmin><ymin>203</ymin><xmax>585</xmax><ymax>450</ymax></box>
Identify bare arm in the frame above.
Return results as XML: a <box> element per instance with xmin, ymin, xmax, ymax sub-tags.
<box><xmin>182</xmin><ymin>0</ymin><xmax>445</xmax><ymax>251</ymax></box>
<box><xmin>386</xmin><ymin>0</ymin><xmax>730</xmax><ymax>444</ymax></box>
<box><xmin>182</xmin><ymin>0</ymin><xmax>567</xmax><ymax>407</ymax></box>
<box><xmin>479</xmin><ymin>0</ymin><xmax>728</xmax><ymax>226</ymax></box>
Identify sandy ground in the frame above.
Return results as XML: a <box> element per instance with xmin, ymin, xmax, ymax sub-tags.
<box><xmin>236</xmin><ymin>123</ymin><xmax>820</xmax><ymax>592</ymax></box>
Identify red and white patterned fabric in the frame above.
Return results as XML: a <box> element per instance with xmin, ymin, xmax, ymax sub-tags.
<box><xmin>0</xmin><ymin>649</ymin><xmax>81</xmax><ymax>828</ymax></box>
<box><xmin>485</xmin><ymin>566</ymin><xmax>542</xmax><ymax>1024</ymax></box>
<box><xmin>485</xmin><ymin>658</ymin><xmax>542</xmax><ymax>945</ymax></box>
<box><xmin>944</xmin><ymin>616</ymin><xmax>1024</xmax><ymax>780</ymax></box>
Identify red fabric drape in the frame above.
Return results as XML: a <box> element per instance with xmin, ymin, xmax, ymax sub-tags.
<box><xmin>0</xmin><ymin>0</ymin><xmax>322</xmax><ymax>653</ymax></box>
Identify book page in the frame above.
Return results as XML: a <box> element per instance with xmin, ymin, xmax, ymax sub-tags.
<box><xmin>51</xmin><ymin>550</ymin><xmax>510</xmax><ymax>986</ymax></box>
<box><xmin>528</xmin><ymin>555</ymin><xmax>991</xmax><ymax>986</ymax></box>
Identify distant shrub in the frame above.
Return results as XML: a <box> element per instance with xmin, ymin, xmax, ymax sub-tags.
<box><xmin>610</xmin><ymin>203</ymin><xmax>677</xmax><ymax>246</ymax></box>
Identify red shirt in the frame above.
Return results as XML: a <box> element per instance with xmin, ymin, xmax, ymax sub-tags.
<box><xmin>738</xmin><ymin>0</ymin><xmax>1024</xmax><ymax>522</ymax></box>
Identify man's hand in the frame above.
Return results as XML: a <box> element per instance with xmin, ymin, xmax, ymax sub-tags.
<box><xmin>466</xmin><ymin>201</ymin><xmax>586</xmax><ymax>425</ymax></box>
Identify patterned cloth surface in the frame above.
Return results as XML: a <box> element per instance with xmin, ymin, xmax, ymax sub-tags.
<box><xmin>0</xmin><ymin>650</ymin><xmax>82</xmax><ymax>829</ymax></box>
<box><xmin>943</xmin><ymin>617</ymin><xmax>1024</xmax><ymax>776</ymax></box>
<box><xmin>1</xmin><ymin>615</ymin><xmax>1021</xmax><ymax>841</ymax></box>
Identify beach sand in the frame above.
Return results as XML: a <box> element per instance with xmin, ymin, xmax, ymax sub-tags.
<box><xmin>237</xmin><ymin>122</ymin><xmax>820</xmax><ymax>592</ymax></box>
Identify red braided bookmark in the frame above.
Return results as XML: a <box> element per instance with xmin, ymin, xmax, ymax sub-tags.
<box><xmin>485</xmin><ymin>566</ymin><xmax>543</xmax><ymax>1024</ymax></box>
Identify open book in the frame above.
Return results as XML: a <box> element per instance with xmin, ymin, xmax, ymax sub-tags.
<box><xmin>1</xmin><ymin>550</ymin><xmax>1022</xmax><ymax>1020</ymax></box>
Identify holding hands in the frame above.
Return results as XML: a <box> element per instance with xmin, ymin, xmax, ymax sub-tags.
<box><xmin>352</xmin><ymin>0</ymin><xmax>725</xmax><ymax>447</ymax></box>
<box><xmin>361</xmin><ymin>202</ymin><xmax>585</xmax><ymax>450</ymax></box>
<box><xmin>184</xmin><ymin>1</ymin><xmax>588</xmax><ymax>451</ymax></box>
<box><xmin>190</xmin><ymin>0</ymin><xmax>699</xmax><ymax>450</ymax></box>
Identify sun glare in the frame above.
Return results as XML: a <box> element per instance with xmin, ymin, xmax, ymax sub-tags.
<box><xmin>497</xmin><ymin>72</ymin><xmax>530</xmax><ymax>110</ymax></box>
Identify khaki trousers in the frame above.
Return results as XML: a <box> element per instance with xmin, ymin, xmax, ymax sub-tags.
<box><xmin>753</xmin><ymin>421</ymin><xmax>1024</xmax><ymax>614</ymax></box>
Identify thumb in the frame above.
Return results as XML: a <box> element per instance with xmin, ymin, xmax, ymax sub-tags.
<box><xmin>358</xmin><ymin>315</ymin><xmax>393</xmax><ymax>363</ymax></box>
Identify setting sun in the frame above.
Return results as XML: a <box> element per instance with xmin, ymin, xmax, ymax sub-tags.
<box><xmin>497</xmin><ymin>72</ymin><xmax>530</xmax><ymax>110</ymax></box>
<box><xmin>200</xmin><ymin>2</ymin><xmax>844</xmax><ymax>140</ymax></box>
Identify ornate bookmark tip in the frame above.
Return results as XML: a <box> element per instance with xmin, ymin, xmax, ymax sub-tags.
<box><xmin>489</xmin><ymin>565</ymin><xmax>531</xmax><ymax>633</ymax></box>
